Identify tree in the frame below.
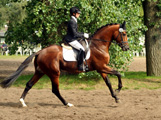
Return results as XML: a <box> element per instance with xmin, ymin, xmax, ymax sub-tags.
<box><xmin>0</xmin><ymin>0</ymin><xmax>27</xmax><ymax>54</ymax></box>
<box><xmin>0</xmin><ymin>0</ymin><xmax>26</xmax><ymax>28</ymax></box>
<box><xmin>5</xmin><ymin>0</ymin><xmax>146</xmax><ymax>72</ymax></box>
<box><xmin>143</xmin><ymin>0</ymin><xmax>161</xmax><ymax>76</ymax></box>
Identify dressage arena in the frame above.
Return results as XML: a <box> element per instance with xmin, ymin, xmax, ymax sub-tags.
<box><xmin>1</xmin><ymin>57</ymin><xmax>161</xmax><ymax>120</ymax></box>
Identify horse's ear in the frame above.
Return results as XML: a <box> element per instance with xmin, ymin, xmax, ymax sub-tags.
<box><xmin>121</xmin><ymin>21</ymin><xmax>126</xmax><ymax>30</ymax></box>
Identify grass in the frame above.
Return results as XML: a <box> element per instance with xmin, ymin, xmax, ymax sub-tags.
<box><xmin>0</xmin><ymin>55</ymin><xmax>29</xmax><ymax>59</ymax></box>
<box><xmin>13</xmin><ymin>72</ymin><xmax>161</xmax><ymax>90</ymax></box>
<box><xmin>1</xmin><ymin>55</ymin><xmax>161</xmax><ymax>90</ymax></box>
<box><xmin>123</xmin><ymin>72</ymin><xmax>161</xmax><ymax>90</ymax></box>
<box><xmin>14</xmin><ymin>74</ymin><xmax>101</xmax><ymax>90</ymax></box>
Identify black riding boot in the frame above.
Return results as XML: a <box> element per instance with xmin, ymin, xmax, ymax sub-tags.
<box><xmin>77</xmin><ymin>49</ymin><xmax>85</xmax><ymax>71</ymax></box>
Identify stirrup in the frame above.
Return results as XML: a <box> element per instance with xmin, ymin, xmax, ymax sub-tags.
<box><xmin>78</xmin><ymin>64</ymin><xmax>88</xmax><ymax>72</ymax></box>
<box><xmin>85</xmin><ymin>65</ymin><xmax>89</xmax><ymax>71</ymax></box>
<box><xmin>78</xmin><ymin>64</ymin><xmax>85</xmax><ymax>72</ymax></box>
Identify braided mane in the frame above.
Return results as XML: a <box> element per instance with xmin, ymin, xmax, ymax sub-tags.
<box><xmin>89</xmin><ymin>23</ymin><xmax>119</xmax><ymax>39</ymax></box>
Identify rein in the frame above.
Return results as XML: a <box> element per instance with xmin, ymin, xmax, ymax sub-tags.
<box><xmin>88</xmin><ymin>38</ymin><xmax>112</xmax><ymax>42</ymax></box>
<box><xmin>88</xmin><ymin>31</ymin><xmax>128</xmax><ymax>47</ymax></box>
<box><xmin>88</xmin><ymin>38</ymin><xmax>122</xmax><ymax>48</ymax></box>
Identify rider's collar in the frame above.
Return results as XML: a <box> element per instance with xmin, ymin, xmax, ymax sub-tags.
<box><xmin>71</xmin><ymin>16</ymin><xmax>77</xmax><ymax>23</ymax></box>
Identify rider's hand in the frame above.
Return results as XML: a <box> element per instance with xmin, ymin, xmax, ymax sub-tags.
<box><xmin>84</xmin><ymin>33</ymin><xmax>89</xmax><ymax>38</ymax></box>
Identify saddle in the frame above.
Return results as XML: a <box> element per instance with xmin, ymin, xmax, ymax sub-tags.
<box><xmin>62</xmin><ymin>39</ymin><xmax>90</xmax><ymax>62</ymax></box>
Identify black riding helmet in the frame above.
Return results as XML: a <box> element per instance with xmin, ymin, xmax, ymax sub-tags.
<box><xmin>70</xmin><ymin>7</ymin><xmax>81</xmax><ymax>15</ymax></box>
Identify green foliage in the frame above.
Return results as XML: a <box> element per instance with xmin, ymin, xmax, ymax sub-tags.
<box><xmin>146</xmin><ymin>0</ymin><xmax>161</xmax><ymax>28</ymax></box>
<box><xmin>156</xmin><ymin>0</ymin><xmax>161</xmax><ymax>18</ymax></box>
<box><xmin>13</xmin><ymin>72</ymin><xmax>161</xmax><ymax>90</ymax></box>
<box><xmin>3</xmin><ymin>0</ymin><xmax>147</xmax><ymax>72</ymax></box>
<box><xmin>0</xmin><ymin>0</ymin><xmax>26</xmax><ymax>28</ymax></box>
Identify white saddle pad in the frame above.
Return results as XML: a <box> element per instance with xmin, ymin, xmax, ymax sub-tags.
<box><xmin>63</xmin><ymin>47</ymin><xmax>90</xmax><ymax>61</ymax></box>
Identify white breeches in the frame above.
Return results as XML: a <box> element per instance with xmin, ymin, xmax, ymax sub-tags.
<box><xmin>69</xmin><ymin>40</ymin><xmax>85</xmax><ymax>51</ymax></box>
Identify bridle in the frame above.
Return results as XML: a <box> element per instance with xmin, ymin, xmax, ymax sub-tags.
<box><xmin>88</xmin><ymin>28</ymin><xmax>128</xmax><ymax>48</ymax></box>
<box><xmin>115</xmin><ymin>28</ymin><xmax>128</xmax><ymax>48</ymax></box>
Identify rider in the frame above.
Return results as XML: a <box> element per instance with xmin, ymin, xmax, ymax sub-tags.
<box><xmin>64</xmin><ymin>7</ymin><xmax>89</xmax><ymax>71</ymax></box>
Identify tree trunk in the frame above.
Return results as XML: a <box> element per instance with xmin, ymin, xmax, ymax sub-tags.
<box><xmin>143</xmin><ymin>0</ymin><xmax>161</xmax><ymax>76</ymax></box>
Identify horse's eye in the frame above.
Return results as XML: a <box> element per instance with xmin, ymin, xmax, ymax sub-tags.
<box><xmin>123</xmin><ymin>33</ymin><xmax>126</xmax><ymax>36</ymax></box>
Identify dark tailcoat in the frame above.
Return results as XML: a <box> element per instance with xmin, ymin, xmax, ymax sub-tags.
<box><xmin>64</xmin><ymin>17</ymin><xmax>84</xmax><ymax>43</ymax></box>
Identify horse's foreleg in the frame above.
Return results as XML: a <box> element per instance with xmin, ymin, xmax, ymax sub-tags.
<box><xmin>20</xmin><ymin>71</ymin><xmax>44</xmax><ymax>107</ymax></box>
<box><xmin>100</xmin><ymin>73</ymin><xmax>120</xmax><ymax>103</ymax></box>
<box><xmin>100</xmin><ymin>65</ymin><xmax>122</xmax><ymax>93</ymax></box>
<box><xmin>50</xmin><ymin>75</ymin><xmax>74</xmax><ymax>107</ymax></box>
<box><xmin>111</xmin><ymin>70</ymin><xmax>122</xmax><ymax>93</ymax></box>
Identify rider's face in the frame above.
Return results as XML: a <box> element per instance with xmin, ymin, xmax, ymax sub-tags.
<box><xmin>74</xmin><ymin>13</ymin><xmax>80</xmax><ymax>18</ymax></box>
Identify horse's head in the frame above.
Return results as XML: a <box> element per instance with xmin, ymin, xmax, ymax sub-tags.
<box><xmin>113</xmin><ymin>21</ymin><xmax>129</xmax><ymax>51</ymax></box>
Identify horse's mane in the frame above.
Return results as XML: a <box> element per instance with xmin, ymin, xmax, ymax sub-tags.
<box><xmin>89</xmin><ymin>23</ymin><xmax>119</xmax><ymax>39</ymax></box>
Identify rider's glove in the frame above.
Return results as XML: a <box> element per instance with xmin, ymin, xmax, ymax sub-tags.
<box><xmin>84</xmin><ymin>33</ymin><xmax>89</xmax><ymax>38</ymax></box>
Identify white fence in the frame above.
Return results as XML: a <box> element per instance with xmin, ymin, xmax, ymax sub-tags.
<box><xmin>15</xmin><ymin>45</ymin><xmax>42</xmax><ymax>56</ymax></box>
<box><xmin>133</xmin><ymin>36</ymin><xmax>146</xmax><ymax>57</ymax></box>
<box><xmin>133</xmin><ymin>48</ymin><xmax>146</xmax><ymax>57</ymax></box>
<box><xmin>1</xmin><ymin>45</ymin><xmax>42</xmax><ymax>56</ymax></box>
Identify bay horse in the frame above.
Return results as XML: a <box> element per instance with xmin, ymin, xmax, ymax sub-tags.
<box><xmin>0</xmin><ymin>21</ymin><xmax>129</xmax><ymax>107</ymax></box>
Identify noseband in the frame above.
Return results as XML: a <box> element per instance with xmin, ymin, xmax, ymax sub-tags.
<box><xmin>115</xmin><ymin>30</ymin><xmax>128</xmax><ymax>48</ymax></box>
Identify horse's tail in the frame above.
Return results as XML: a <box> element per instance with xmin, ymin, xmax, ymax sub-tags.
<box><xmin>0</xmin><ymin>52</ymin><xmax>38</xmax><ymax>88</ymax></box>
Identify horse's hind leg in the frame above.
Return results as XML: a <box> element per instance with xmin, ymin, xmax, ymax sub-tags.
<box><xmin>20</xmin><ymin>70</ymin><xmax>44</xmax><ymax>107</ymax></box>
<box><xmin>50</xmin><ymin>75</ymin><xmax>74</xmax><ymax>107</ymax></box>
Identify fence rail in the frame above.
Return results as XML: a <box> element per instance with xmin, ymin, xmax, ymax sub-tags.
<box><xmin>1</xmin><ymin>45</ymin><xmax>42</xmax><ymax>56</ymax></box>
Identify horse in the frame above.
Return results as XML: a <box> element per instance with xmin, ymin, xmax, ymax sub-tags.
<box><xmin>0</xmin><ymin>21</ymin><xmax>129</xmax><ymax>107</ymax></box>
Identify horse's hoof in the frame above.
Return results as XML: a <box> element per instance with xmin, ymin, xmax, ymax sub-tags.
<box><xmin>20</xmin><ymin>98</ymin><xmax>27</xmax><ymax>107</ymax></box>
<box><xmin>115</xmin><ymin>99</ymin><xmax>121</xmax><ymax>103</ymax></box>
<box><xmin>115</xmin><ymin>89</ymin><xmax>120</xmax><ymax>95</ymax></box>
<box><xmin>22</xmin><ymin>105</ymin><xmax>27</xmax><ymax>107</ymax></box>
<box><xmin>67</xmin><ymin>103</ymin><xmax>74</xmax><ymax>107</ymax></box>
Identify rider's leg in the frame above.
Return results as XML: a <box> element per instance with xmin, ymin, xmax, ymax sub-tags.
<box><xmin>77</xmin><ymin>49</ymin><xmax>85</xmax><ymax>71</ymax></box>
<box><xmin>68</xmin><ymin>40</ymin><xmax>85</xmax><ymax>51</ymax></box>
<box><xmin>69</xmin><ymin>40</ymin><xmax>85</xmax><ymax>71</ymax></box>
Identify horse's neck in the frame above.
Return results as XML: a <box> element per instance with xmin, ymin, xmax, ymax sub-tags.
<box><xmin>90</xmin><ymin>25</ymin><xmax>119</xmax><ymax>52</ymax></box>
<box><xmin>90</xmin><ymin>33</ymin><xmax>113</xmax><ymax>53</ymax></box>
